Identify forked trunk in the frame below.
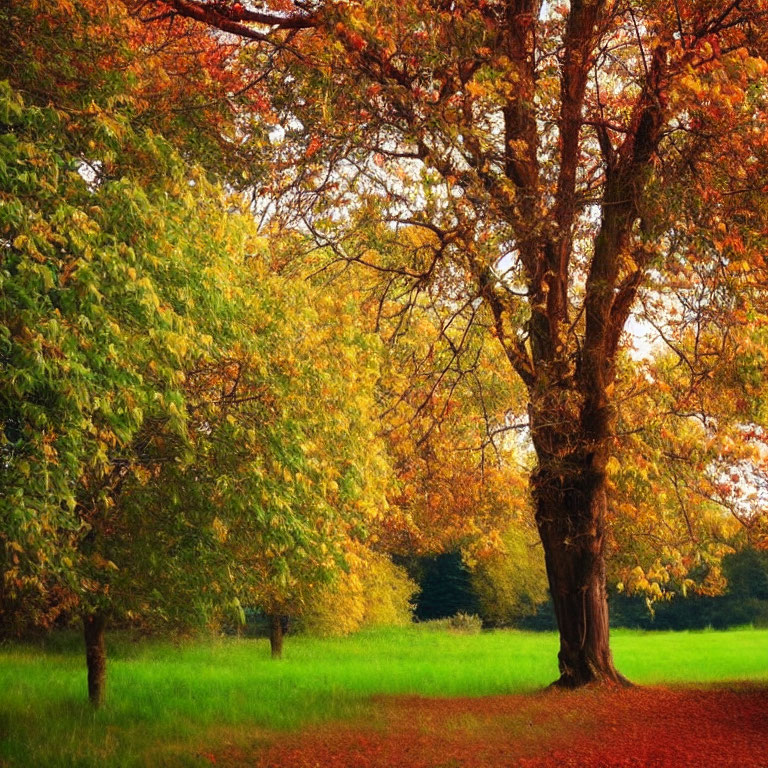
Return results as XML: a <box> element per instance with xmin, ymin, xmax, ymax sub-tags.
<box><xmin>83</xmin><ymin>612</ymin><xmax>107</xmax><ymax>706</ymax></box>
<box><xmin>533</xmin><ymin>459</ymin><xmax>629</xmax><ymax>688</ymax></box>
<box><xmin>269</xmin><ymin>613</ymin><xmax>284</xmax><ymax>659</ymax></box>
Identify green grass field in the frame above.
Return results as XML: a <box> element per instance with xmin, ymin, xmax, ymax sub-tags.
<box><xmin>1</xmin><ymin>626</ymin><xmax>766</xmax><ymax>767</ymax></box>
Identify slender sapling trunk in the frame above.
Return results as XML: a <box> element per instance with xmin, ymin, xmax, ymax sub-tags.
<box><xmin>83</xmin><ymin>612</ymin><xmax>107</xmax><ymax>707</ymax></box>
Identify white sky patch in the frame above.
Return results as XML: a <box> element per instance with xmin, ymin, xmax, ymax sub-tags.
<box><xmin>76</xmin><ymin>160</ymin><xmax>102</xmax><ymax>192</ymax></box>
<box><xmin>625</xmin><ymin>314</ymin><xmax>661</xmax><ymax>361</ymax></box>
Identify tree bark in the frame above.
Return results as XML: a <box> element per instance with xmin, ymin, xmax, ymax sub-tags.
<box><xmin>83</xmin><ymin>612</ymin><xmax>107</xmax><ymax>707</ymax></box>
<box><xmin>533</xmin><ymin>457</ymin><xmax>629</xmax><ymax>687</ymax></box>
<box><xmin>268</xmin><ymin>613</ymin><xmax>284</xmax><ymax>659</ymax></box>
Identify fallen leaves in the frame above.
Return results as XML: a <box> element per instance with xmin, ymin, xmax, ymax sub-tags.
<box><xmin>212</xmin><ymin>684</ymin><xmax>768</xmax><ymax>767</ymax></box>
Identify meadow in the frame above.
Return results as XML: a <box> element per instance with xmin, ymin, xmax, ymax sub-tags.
<box><xmin>1</xmin><ymin>626</ymin><xmax>767</xmax><ymax>767</ymax></box>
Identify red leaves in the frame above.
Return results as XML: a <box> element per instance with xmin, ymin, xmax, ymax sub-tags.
<box><xmin>335</xmin><ymin>22</ymin><xmax>366</xmax><ymax>52</ymax></box>
<box><xmin>305</xmin><ymin>136</ymin><xmax>323</xmax><ymax>158</ymax></box>
<box><xmin>236</xmin><ymin>686</ymin><xmax>768</xmax><ymax>768</ymax></box>
<box><xmin>349</xmin><ymin>32</ymin><xmax>367</xmax><ymax>52</ymax></box>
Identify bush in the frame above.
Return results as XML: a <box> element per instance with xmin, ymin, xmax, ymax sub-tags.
<box><xmin>470</xmin><ymin>525</ymin><xmax>548</xmax><ymax>627</ymax></box>
<box><xmin>300</xmin><ymin>548</ymin><xmax>417</xmax><ymax>636</ymax></box>
<box><xmin>417</xmin><ymin>612</ymin><xmax>483</xmax><ymax>634</ymax></box>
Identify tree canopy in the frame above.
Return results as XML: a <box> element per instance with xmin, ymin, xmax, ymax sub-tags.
<box><xmin>138</xmin><ymin>0</ymin><xmax>768</xmax><ymax>686</ymax></box>
<box><xmin>2</xmin><ymin>0</ymin><xmax>768</xmax><ymax>699</ymax></box>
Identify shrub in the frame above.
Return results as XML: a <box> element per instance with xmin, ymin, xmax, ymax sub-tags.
<box><xmin>418</xmin><ymin>612</ymin><xmax>483</xmax><ymax>634</ymax></box>
<box><xmin>470</xmin><ymin>525</ymin><xmax>549</xmax><ymax>627</ymax></box>
<box><xmin>300</xmin><ymin>548</ymin><xmax>417</xmax><ymax>636</ymax></box>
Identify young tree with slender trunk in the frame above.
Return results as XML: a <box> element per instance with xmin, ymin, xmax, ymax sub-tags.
<box><xmin>268</xmin><ymin>614</ymin><xmax>285</xmax><ymax>659</ymax></box>
<box><xmin>83</xmin><ymin>613</ymin><xmax>107</xmax><ymax>707</ymax></box>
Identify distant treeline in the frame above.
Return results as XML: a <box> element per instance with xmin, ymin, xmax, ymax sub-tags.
<box><xmin>406</xmin><ymin>549</ymin><xmax>768</xmax><ymax>631</ymax></box>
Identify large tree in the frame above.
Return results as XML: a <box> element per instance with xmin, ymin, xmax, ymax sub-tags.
<box><xmin>145</xmin><ymin>0</ymin><xmax>768</xmax><ymax>686</ymax></box>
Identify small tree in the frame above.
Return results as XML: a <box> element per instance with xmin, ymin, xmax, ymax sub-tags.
<box><xmin>471</xmin><ymin>524</ymin><xmax>548</xmax><ymax>627</ymax></box>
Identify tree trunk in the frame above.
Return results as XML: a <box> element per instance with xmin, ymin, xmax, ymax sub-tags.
<box><xmin>533</xmin><ymin>457</ymin><xmax>630</xmax><ymax>688</ymax></box>
<box><xmin>268</xmin><ymin>613</ymin><xmax>284</xmax><ymax>659</ymax></box>
<box><xmin>83</xmin><ymin>612</ymin><xmax>107</xmax><ymax>706</ymax></box>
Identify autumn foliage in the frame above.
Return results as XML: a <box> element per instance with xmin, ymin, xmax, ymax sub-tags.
<box><xmin>144</xmin><ymin>0</ymin><xmax>768</xmax><ymax>685</ymax></box>
<box><xmin>3</xmin><ymin>0</ymin><xmax>768</xmax><ymax>709</ymax></box>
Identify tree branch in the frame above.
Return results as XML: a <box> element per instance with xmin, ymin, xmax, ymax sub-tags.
<box><xmin>149</xmin><ymin>0</ymin><xmax>317</xmax><ymax>41</ymax></box>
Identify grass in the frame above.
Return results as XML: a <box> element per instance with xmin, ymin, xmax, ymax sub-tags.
<box><xmin>0</xmin><ymin>625</ymin><xmax>766</xmax><ymax>767</ymax></box>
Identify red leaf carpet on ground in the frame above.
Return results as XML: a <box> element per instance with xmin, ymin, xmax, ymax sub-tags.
<box><xmin>215</xmin><ymin>685</ymin><xmax>768</xmax><ymax>767</ymax></box>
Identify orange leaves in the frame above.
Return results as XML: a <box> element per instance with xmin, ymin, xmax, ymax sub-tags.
<box><xmin>348</xmin><ymin>31</ymin><xmax>367</xmax><ymax>52</ymax></box>
<box><xmin>305</xmin><ymin>136</ymin><xmax>323</xmax><ymax>158</ymax></box>
<box><xmin>335</xmin><ymin>22</ymin><xmax>367</xmax><ymax>52</ymax></box>
<box><xmin>378</xmin><ymin>325</ymin><xmax>528</xmax><ymax>557</ymax></box>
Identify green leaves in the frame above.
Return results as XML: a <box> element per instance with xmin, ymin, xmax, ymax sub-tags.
<box><xmin>0</xmin><ymin>70</ymin><xmax>398</xmax><ymax>633</ymax></box>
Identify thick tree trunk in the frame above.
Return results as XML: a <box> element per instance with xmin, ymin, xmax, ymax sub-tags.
<box><xmin>268</xmin><ymin>613</ymin><xmax>284</xmax><ymax>659</ymax></box>
<box><xmin>533</xmin><ymin>457</ymin><xmax>630</xmax><ymax>688</ymax></box>
<box><xmin>83</xmin><ymin>612</ymin><xmax>107</xmax><ymax>707</ymax></box>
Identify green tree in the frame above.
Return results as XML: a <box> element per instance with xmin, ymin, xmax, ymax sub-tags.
<box><xmin>0</xmin><ymin>82</ymin><xmax>258</xmax><ymax>702</ymax></box>
<box><xmin>1</xmin><ymin>0</ymin><xmax>403</xmax><ymax>700</ymax></box>
<box><xmin>470</xmin><ymin>524</ymin><xmax>548</xmax><ymax>627</ymax></box>
<box><xmin>0</xmin><ymin>79</ymin><xmax>393</xmax><ymax>700</ymax></box>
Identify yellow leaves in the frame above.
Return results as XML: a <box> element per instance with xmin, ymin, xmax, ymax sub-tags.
<box><xmin>134</xmin><ymin>466</ymin><xmax>152</xmax><ymax>486</ymax></box>
<box><xmin>464</xmin><ymin>81</ymin><xmax>486</xmax><ymax>100</ymax></box>
<box><xmin>300</xmin><ymin>546</ymin><xmax>416</xmax><ymax>635</ymax></box>
<box><xmin>293</xmin><ymin>470</ymin><xmax>311</xmax><ymax>489</ymax></box>
<box><xmin>728</xmin><ymin>258</ymin><xmax>752</xmax><ymax>274</ymax></box>
<box><xmin>737</xmin><ymin>50</ymin><xmax>768</xmax><ymax>79</ymax></box>
<box><xmin>507</xmin><ymin>138</ymin><xmax>529</xmax><ymax>156</ymax></box>
<box><xmin>167</xmin><ymin>400</ymin><xmax>183</xmax><ymax>421</ymax></box>
<box><xmin>41</xmin><ymin>440</ymin><xmax>58</xmax><ymax>463</ymax></box>
<box><xmin>12</xmin><ymin>234</ymin><xmax>29</xmax><ymax>251</ymax></box>
<box><xmin>163</xmin><ymin>331</ymin><xmax>190</xmax><ymax>361</ymax></box>
<box><xmin>91</xmin><ymin>553</ymin><xmax>118</xmax><ymax>571</ymax></box>
<box><xmin>212</xmin><ymin>517</ymin><xmax>229</xmax><ymax>543</ymax></box>
<box><xmin>677</xmin><ymin>73</ymin><xmax>707</xmax><ymax>100</ymax></box>
<box><xmin>136</xmin><ymin>276</ymin><xmax>161</xmax><ymax>312</ymax></box>
<box><xmin>622</xmin><ymin>565</ymin><xmax>663</xmax><ymax>598</ymax></box>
